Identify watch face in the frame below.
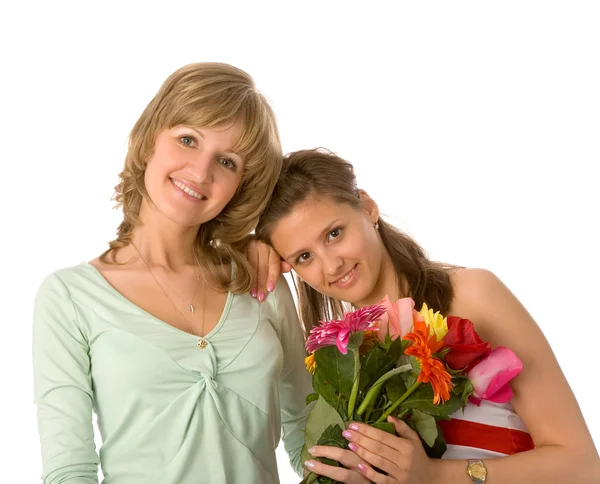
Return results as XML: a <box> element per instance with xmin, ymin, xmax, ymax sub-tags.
<box><xmin>470</xmin><ymin>463</ymin><xmax>486</xmax><ymax>479</ymax></box>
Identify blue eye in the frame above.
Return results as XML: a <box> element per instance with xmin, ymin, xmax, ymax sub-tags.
<box><xmin>179</xmin><ymin>135</ymin><xmax>196</xmax><ymax>147</ymax></box>
<box><xmin>218</xmin><ymin>157</ymin><xmax>237</xmax><ymax>171</ymax></box>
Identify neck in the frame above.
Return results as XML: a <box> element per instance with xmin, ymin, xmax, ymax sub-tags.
<box><xmin>131</xmin><ymin>200</ymin><xmax>200</xmax><ymax>271</ymax></box>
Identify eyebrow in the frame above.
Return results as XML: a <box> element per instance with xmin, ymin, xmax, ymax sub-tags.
<box><xmin>285</xmin><ymin>219</ymin><xmax>342</xmax><ymax>262</ymax></box>
<box><xmin>186</xmin><ymin>126</ymin><xmax>242</xmax><ymax>159</ymax></box>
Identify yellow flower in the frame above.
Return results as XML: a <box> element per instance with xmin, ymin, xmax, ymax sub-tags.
<box><xmin>418</xmin><ymin>303</ymin><xmax>448</xmax><ymax>341</ymax></box>
<box><xmin>305</xmin><ymin>353</ymin><xmax>317</xmax><ymax>374</ymax></box>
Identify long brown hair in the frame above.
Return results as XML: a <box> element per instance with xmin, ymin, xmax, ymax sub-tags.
<box><xmin>256</xmin><ymin>149</ymin><xmax>456</xmax><ymax>336</ymax></box>
<box><xmin>101</xmin><ymin>63</ymin><xmax>282</xmax><ymax>293</ymax></box>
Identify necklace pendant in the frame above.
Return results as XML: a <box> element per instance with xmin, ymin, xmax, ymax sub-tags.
<box><xmin>188</xmin><ymin>304</ymin><xmax>195</xmax><ymax>313</ymax></box>
<box><xmin>197</xmin><ymin>337</ymin><xmax>208</xmax><ymax>349</ymax></box>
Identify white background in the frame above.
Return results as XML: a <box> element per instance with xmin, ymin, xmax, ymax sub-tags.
<box><xmin>1</xmin><ymin>1</ymin><xmax>598</xmax><ymax>483</ymax></box>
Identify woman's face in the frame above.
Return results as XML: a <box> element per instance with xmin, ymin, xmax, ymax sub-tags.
<box><xmin>143</xmin><ymin>123</ymin><xmax>244</xmax><ymax>228</ymax></box>
<box><xmin>269</xmin><ymin>194</ymin><xmax>390</xmax><ymax>307</ymax></box>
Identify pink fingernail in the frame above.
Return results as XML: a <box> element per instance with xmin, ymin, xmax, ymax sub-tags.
<box><xmin>304</xmin><ymin>460</ymin><xmax>315</xmax><ymax>469</ymax></box>
<box><xmin>251</xmin><ymin>288</ymin><xmax>257</xmax><ymax>298</ymax></box>
<box><xmin>348</xmin><ymin>423</ymin><xmax>359</xmax><ymax>431</ymax></box>
<box><xmin>258</xmin><ymin>291</ymin><xmax>265</xmax><ymax>302</ymax></box>
<box><xmin>308</xmin><ymin>446</ymin><xmax>316</xmax><ymax>454</ymax></box>
<box><xmin>358</xmin><ymin>463</ymin><xmax>367</xmax><ymax>472</ymax></box>
<box><xmin>342</xmin><ymin>430</ymin><xmax>353</xmax><ymax>439</ymax></box>
<box><xmin>267</xmin><ymin>282</ymin><xmax>275</xmax><ymax>292</ymax></box>
<box><xmin>348</xmin><ymin>442</ymin><xmax>358</xmax><ymax>451</ymax></box>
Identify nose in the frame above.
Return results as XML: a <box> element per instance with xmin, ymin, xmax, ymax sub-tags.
<box><xmin>189</xmin><ymin>152</ymin><xmax>214</xmax><ymax>184</ymax></box>
<box><xmin>323</xmin><ymin>252</ymin><xmax>344</xmax><ymax>276</ymax></box>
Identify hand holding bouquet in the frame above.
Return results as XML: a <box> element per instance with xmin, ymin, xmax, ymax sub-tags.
<box><xmin>300</xmin><ymin>297</ymin><xmax>522</xmax><ymax>484</ymax></box>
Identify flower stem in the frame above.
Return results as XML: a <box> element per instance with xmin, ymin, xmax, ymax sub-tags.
<box><xmin>347</xmin><ymin>349</ymin><xmax>361</xmax><ymax>420</ymax></box>
<box><xmin>376</xmin><ymin>380</ymin><xmax>421</xmax><ymax>423</ymax></box>
<box><xmin>356</xmin><ymin>364</ymin><xmax>412</xmax><ymax>417</ymax></box>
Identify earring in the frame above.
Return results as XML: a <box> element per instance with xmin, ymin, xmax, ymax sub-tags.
<box><xmin>374</xmin><ymin>221</ymin><xmax>379</xmax><ymax>230</ymax></box>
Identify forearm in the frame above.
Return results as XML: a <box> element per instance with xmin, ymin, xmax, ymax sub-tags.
<box><xmin>431</xmin><ymin>446</ymin><xmax>600</xmax><ymax>484</ymax></box>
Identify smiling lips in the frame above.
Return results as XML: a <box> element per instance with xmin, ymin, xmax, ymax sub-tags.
<box><xmin>171</xmin><ymin>178</ymin><xmax>206</xmax><ymax>200</ymax></box>
<box><xmin>331</xmin><ymin>264</ymin><xmax>357</xmax><ymax>287</ymax></box>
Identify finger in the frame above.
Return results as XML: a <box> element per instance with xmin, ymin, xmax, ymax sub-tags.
<box><xmin>347</xmin><ymin>441</ymin><xmax>398</xmax><ymax>477</ymax></box>
<box><xmin>388</xmin><ymin>416</ymin><xmax>421</xmax><ymax>443</ymax></box>
<box><xmin>266</xmin><ymin>247</ymin><xmax>281</xmax><ymax>293</ymax></box>
<box><xmin>343</xmin><ymin>427</ymin><xmax>401</xmax><ymax>470</ymax></box>
<box><xmin>280</xmin><ymin>260</ymin><xmax>293</xmax><ymax>273</ymax></box>
<box><xmin>304</xmin><ymin>460</ymin><xmax>369</xmax><ymax>484</ymax></box>
<box><xmin>346</xmin><ymin>423</ymin><xmax>407</xmax><ymax>453</ymax></box>
<box><xmin>308</xmin><ymin>445</ymin><xmax>363</xmax><ymax>470</ymax></box>
<box><xmin>255</xmin><ymin>243</ymin><xmax>270</xmax><ymax>302</ymax></box>
<box><xmin>356</xmin><ymin>461</ymin><xmax>396</xmax><ymax>484</ymax></box>
<box><xmin>246</xmin><ymin>240</ymin><xmax>259</xmax><ymax>298</ymax></box>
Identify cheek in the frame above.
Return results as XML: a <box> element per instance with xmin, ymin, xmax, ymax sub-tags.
<box><xmin>215</xmin><ymin>173</ymin><xmax>242</xmax><ymax>199</ymax></box>
<box><xmin>358</xmin><ymin>231</ymin><xmax>383</xmax><ymax>271</ymax></box>
<box><xmin>296</xmin><ymin>266</ymin><xmax>325</xmax><ymax>292</ymax></box>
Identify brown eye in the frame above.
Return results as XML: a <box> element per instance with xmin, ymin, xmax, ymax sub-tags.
<box><xmin>296</xmin><ymin>252</ymin><xmax>311</xmax><ymax>264</ymax></box>
<box><xmin>327</xmin><ymin>228</ymin><xmax>342</xmax><ymax>241</ymax></box>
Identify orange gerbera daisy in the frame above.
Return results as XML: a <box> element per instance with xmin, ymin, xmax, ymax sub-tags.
<box><xmin>403</xmin><ymin>319</ymin><xmax>452</xmax><ymax>404</ymax></box>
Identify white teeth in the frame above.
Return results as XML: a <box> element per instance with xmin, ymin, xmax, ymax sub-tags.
<box><xmin>172</xmin><ymin>179</ymin><xmax>204</xmax><ymax>200</ymax></box>
<box><xmin>337</xmin><ymin>268</ymin><xmax>354</xmax><ymax>284</ymax></box>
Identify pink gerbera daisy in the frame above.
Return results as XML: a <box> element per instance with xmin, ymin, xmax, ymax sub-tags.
<box><xmin>306</xmin><ymin>304</ymin><xmax>386</xmax><ymax>355</ymax></box>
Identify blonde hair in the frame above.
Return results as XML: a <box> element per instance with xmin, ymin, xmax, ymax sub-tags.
<box><xmin>102</xmin><ymin>62</ymin><xmax>282</xmax><ymax>293</ymax></box>
<box><xmin>256</xmin><ymin>149</ymin><xmax>456</xmax><ymax>337</ymax></box>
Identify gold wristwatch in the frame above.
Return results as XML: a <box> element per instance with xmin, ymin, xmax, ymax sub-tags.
<box><xmin>466</xmin><ymin>459</ymin><xmax>487</xmax><ymax>483</ymax></box>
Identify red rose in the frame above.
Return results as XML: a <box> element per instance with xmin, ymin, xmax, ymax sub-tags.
<box><xmin>443</xmin><ymin>316</ymin><xmax>491</xmax><ymax>371</ymax></box>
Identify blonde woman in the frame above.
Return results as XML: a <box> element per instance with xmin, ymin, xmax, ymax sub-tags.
<box><xmin>33</xmin><ymin>63</ymin><xmax>311</xmax><ymax>484</ymax></box>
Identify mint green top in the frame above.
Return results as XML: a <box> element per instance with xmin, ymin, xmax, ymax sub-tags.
<box><xmin>33</xmin><ymin>263</ymin><xmax>312</xmax><ymax>484</ymax></box>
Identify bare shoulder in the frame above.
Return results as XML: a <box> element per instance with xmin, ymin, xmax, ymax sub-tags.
<box><xmin>448</xmin><ymin>268</ymin><xmax>528</xmax><ymax>342</ymax></box>
<box><xmin>88</xmin><ymin>250</ymin><xmax>134</xmax><ymax>274</ymax></box>
<box><xmin>450</xmin><ymin>267</ymin><xmax>502</xmax><ymax>290</ymax></box>
<box><xmin>449</xmin><ymin>268</ymin><xmax>510</xmax><ymax>311</ymax></box>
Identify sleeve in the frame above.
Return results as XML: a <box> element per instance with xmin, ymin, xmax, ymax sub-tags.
<box><xmin>33</xmin><ymin>273</ymin><xmax>99</xmax><ymax>484</ymax></box>
<box><xmin>272</xmin><ymin>275</ymin><xmax>313</xmax><ymax>476</ymax></box>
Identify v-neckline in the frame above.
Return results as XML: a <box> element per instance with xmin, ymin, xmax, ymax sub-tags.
<box><xmin>81</xmin><ymin>262</ymin><xmax>233</xmax><ymax>341</ymax></box>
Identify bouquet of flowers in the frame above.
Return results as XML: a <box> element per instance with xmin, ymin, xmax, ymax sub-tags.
<box><xmin>300</xmin><ymin>297</ymin><xmax>523</xmax><ymax>484</ymax></box>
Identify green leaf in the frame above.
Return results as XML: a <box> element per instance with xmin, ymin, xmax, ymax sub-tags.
<box><xmin>402</xmin><ymin>370</ymin><xmax>417</xmax><ymax>389</ymax></box>
<box><xmin>316</xmin><ymin>476</ymin><xmax>334</xmax><ymax>484</ymax></box>
<box><xmin>314</xmin><ymin>346</ymin><xmax>356</xmax><ymax>395</ymax></box>
<box><xmin>312</xmin><ymin>369</ymin><xmax>346</xmax><ymax>417</ymax></box>
<box><xmin>311</xmin><ymin>371</ymin><xmax>335</xmax><ymax>405</ymax></box>
<box><xmin>385</xmin><ymin>374</ymin><xmax>407</xmax><ymax>403</ymax></box>
<box><xmin>346</xmin><ymin>331</ymin><xmax>364</xmax><ymax>352</ymax></box>
<box><xmin>316</xmin><ymin>424</ymin><xmax>346</xmax><ymax>448</ymax></box>
<box><xmin>299</xmin><ymin>473</ymin><xmax>319</xmax><ymax>484</ymax></box>
<box><xmin>371</xmin><ymin>421</ymin><xmax>396</xmax><ymax>435</ymax></box>
<box><xmin>359</xmin><ymin>347</ymin><xmax>392</xmax><ymax>390</ymax></box>
<box><xmin>423</xmin><ymin>424</ymin><xmax>447</xmax><ymax>459</ymax></box>
<box><xmin>300</xmin><ymin>444</ymin><xmax>311</xmax><ymax>471</ymax></box>
<box><xmin>385</xmin><ymin>336</ymin><xmax>404</xmax><ymax>361</ymax></box>
<box><xmin>451</xmin><ymin>376</ymin><xmax>474</xmax><ymax>406</ymax></box>
<box><xmin>400</xmin><ymin>385</ymin><xmax>462</xmax><ymax>417</ymax></box>
<box><xmin>304</xmin><ymin>396</ymin><xmax>346</xmax><ymax>450</ymax></box>
<box><xmin>411</xmin><ymin>409</ymin><xmax>437</xmax><ymax>447</ymax></box>
<box><xmin>306</xmin><ymin>393</ymin><xmax>319</xmax><ymax>405</ymax></box>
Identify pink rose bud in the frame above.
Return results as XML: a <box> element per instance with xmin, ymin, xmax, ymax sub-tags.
<box><xmin>467</xmin><ymin>347</ymin><xmax>523</xmax><ymax>403</ymax></box>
